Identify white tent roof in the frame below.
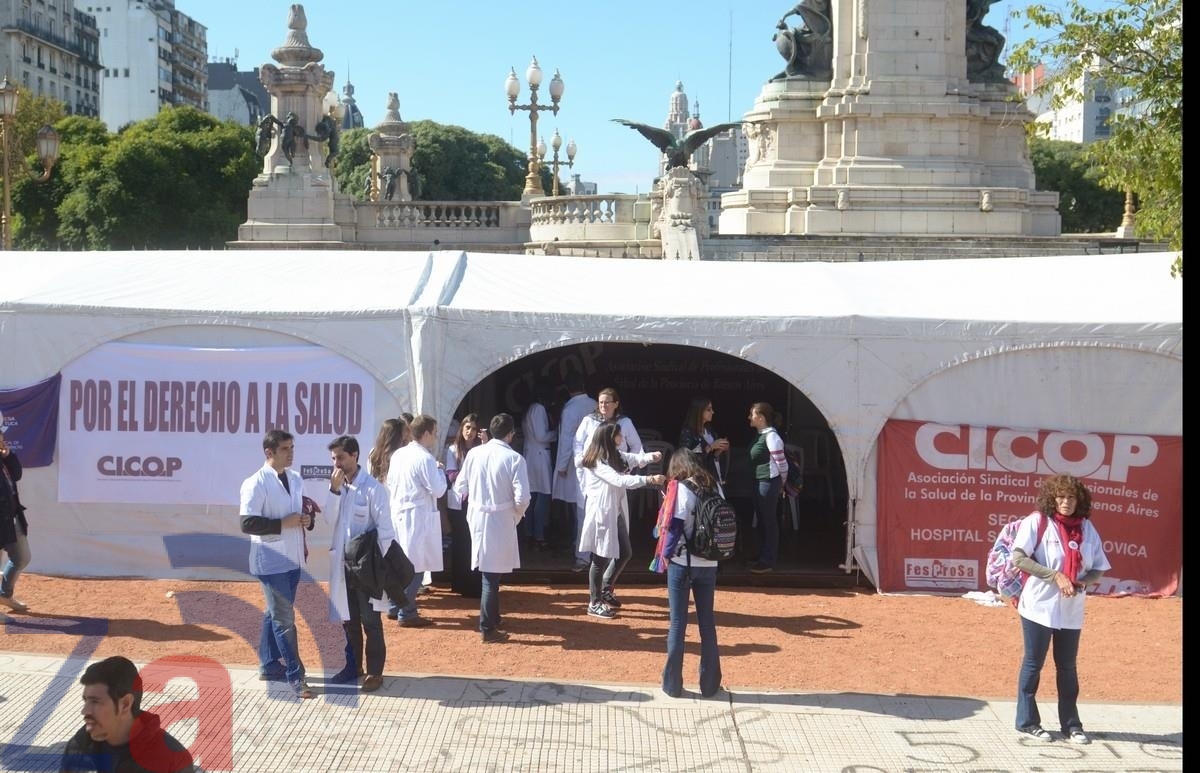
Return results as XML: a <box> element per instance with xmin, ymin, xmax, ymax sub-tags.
<box><xmin>1</xmin><ymin>249</ymin><xmax>1182</xmax><ymax>324</ymax></box>
<box><xmin>0</xmin><ymin>249</ymin><xmax>1183</xmax><ymax>584</ymax></box>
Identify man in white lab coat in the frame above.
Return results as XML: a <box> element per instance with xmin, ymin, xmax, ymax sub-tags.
<box><xmin>324</xmin><ymin>434</ymin><xmax>395</xmax><ymax>692</ymax></box>
<box><xmin>385</xmin><ymin>414</ymin><xmax>446</xmax><ymax>628</ymax></box>
<box><xmin>552</xmin><ymin>372</ymin><xmax>595</xmax><ymax>570</ymax></box>
<box><xmin>453</xmin><ymin>413</ymin><xmax>529</xmax><ymax>643</ymax></box>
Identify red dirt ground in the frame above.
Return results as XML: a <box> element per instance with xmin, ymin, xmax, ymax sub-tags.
<box><xmin>0</xmin><ymin>574</ymin><xmax>1181</xmax><ymax>703</ymax></box>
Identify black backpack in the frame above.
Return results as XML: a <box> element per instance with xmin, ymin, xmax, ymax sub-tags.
<box><xmin>680</xmin><ymin>480</ymin><xmax>738</xmax><ymax>561</ymax></box>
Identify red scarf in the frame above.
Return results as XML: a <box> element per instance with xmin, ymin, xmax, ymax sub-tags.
<box><xmin>1051</xmin><ymin>513</ymin><xmax>1085</xmax><ymax>583</ymax></box>
<box><xmin>649</xmin><ymin>480</ymin><xmax>680</xmax><ymax>573</ymax></box>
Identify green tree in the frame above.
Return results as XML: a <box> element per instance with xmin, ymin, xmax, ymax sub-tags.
<box><xmin>54</xmin><ymin>106</ymin><xmax>258</xmax><ymax>249</ymax></box>
<box><xmin>5</xmin><ymin>89</ymin><xmax>66</xmax><ymax>248</ymax></box>
<box><xmin>1008</xmin><ymin>0</ymin><xmax>1182</xmax><ymax>273</ymax></box>
<box><xmin>409</xmin><ymin>120</ymin><xmax>546</xmax><ymax>201</ymax></box>
<box><xmin>330</xmin><ymin>122</ymin><xmax>540</xmax><ymax>202</ymax></box>
<box><xmin>331</xmin><ymin>127</ymin><xmax>372</xmax><ymax>200</ymax></box>
<box><xmin>1029</xmin><ymin>137</ymin><xmax>1123</xmax><ymax>234</ymax></box>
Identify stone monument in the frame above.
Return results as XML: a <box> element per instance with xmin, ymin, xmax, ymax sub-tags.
<box><xmin>720</xmin><ymin>0</ymin><xmax>1060</xmax><ymax>237</ymax></box>
<box><xmin>368</xmin><ymin>93</ymin><xmax>417</xmax><ymax>202</ymax></box>
<box><xmin>238</xmin><ymin>4</ymin><xmax>345</xmax><ymax>243</ymax></box>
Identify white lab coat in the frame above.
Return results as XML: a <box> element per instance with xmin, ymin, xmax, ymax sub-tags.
<box><xmin>324</xmin><ymin>467</ymin><xmax>395</xmax><ymax>622</ymax></box>
<box><xmin>238</xmin><ymin>463</ymin><xmax>306</xmax><ymax>576</ymax></box>
<box><xmin>573</xmin><ymin>413</ymin><xmax>643</xmax><ymax>499</ymax></box>
<box><xmin>522</xmin><ymin>402</ymin><xmax>557</xmax><ymax>495</ymax></box>
<box><xmin>453</xmin><ymin>439</ymin><xmax>529</xmax><ymax>574</ymax></box>
<box><xmin>552</xmin><ymin>393</ymin><xmax>594</xmax><ymax>503</ymax></box>
<box><xmin>578</xmin><ymin>450</ymin><xmax>656</xmax><ymax>559</ymax></box>
<box><xmin>385</xmin><ymin>442</ymin><xmax>447</xmax><ymax>572</ymax></box>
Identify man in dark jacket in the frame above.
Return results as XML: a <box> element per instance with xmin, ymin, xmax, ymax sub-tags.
<box><xmin>60</xmin><ymin>656</ymin><xmax>195</xmax><ymax>772</ymax></box>
<box><xmin>0</xmin><ymin>433</ymin><xmax>31</xmax><ymax>613</ymax></box>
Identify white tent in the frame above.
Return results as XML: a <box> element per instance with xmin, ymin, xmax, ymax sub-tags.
<box><xmin>0</xmin><ymin>250</ymin><xmax>1183</xmax><ymax>588</ymax></box>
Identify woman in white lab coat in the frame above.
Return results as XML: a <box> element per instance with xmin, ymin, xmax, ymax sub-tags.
<box><xmin>577</xmin><ymin>422</ymin><xmax>663</xmax><ymax>618</ymax></box>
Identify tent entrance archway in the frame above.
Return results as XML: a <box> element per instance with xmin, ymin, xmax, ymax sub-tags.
<box><xmin>450</xmin><ymin>342</ymin><xmax>853</xmax><ymax>585</ymax></box>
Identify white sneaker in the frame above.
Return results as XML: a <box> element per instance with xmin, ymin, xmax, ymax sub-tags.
<box><xmin>0</xmin><ymin>596</ymin><xmax>27</xmax><ymax>612</ymax></box>
<box><xmin>587</xmin><ymin>602</ymin><xmax>615</xmax><ymax>619</ymax></box>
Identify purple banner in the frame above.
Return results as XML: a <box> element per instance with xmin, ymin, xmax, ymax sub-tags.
<box><xmin>0</xmin><ymin>373</ymin><xmax>61</xmax><ymax>467</ymax></box>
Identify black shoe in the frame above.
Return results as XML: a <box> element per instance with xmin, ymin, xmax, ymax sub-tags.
<box><xmin>398</xmin><ymin>614</ymin><xmax>432</xmax><ymax>628</ymax></box>
<box><xmin>748</xmin><ymin>563</ymin><xmax>774</xmax><ymax>574</ymax></box>
<box><xmin>481</xmin><ymin>629</ymin><xmax>510</xmax><ymax>644</ymax></box>
<box><xmin>386</xmin><ymin>610</ymin><xmax>399</xmax><ymax>620</ymax></box>
<box><xmin>1016</xmin><ymin>725</ymin><xmax>1053</xmax><ymax>742</ymax></box>
<box><xmin>399</xmin><ymin>615</ymin><xmax>434</xmax><ymax>628</ymax></box>
<box><xmin>600</xmin><ymin>589</ymin><xmax>622</xmax><ymax>608</ymax></box>
<box><xmin>258</xmin><ymin>667</ymin><xmax>286</xmax><ymax>682</ymax></box>
<box><xmin>329</xmin><ymin>664</ymin><xmax>359</xmax><ymax>684</ymax></box>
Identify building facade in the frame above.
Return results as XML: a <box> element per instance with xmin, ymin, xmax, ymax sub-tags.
<box><xmin>0</xmin><ymin>0</ymin><xmax>101</xmax><ymax>117</ymax></box>
<box><xmin>205</xmin><ymin>58</ymin><xmax>265</xmax><ymax>126</ymax></box>
<box><xmin>87</xmin><ymin>0</ymin><xmax>206</xmax><ymax>129</ymax></box>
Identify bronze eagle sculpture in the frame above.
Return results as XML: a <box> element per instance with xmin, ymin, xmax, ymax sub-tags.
<box><xmin>612</xmin><ymin>118</ymin><xmax>741</xmax><ymax>170</ymax></box>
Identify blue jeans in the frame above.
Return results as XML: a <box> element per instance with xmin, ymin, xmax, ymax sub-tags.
<box><xmin>662</xmin><ymin>561</ymin><xmax>721</xmax><ymax>698</ymax></box>
<box><xmin>256</xmin><ymin>568</ymin><xmax>304</xmax><ymax>682</ymax></box>
<box><xmin>522</xmin><ymin>492</ymin><xmax>550</xmax><ymax>541</ymax></box>
<box><xmin>1</xmin><ymin>528</ymin><xmax>31</xmax><ymax>598</ymax></box>
<box><xmin>480</xmin><ymin>571</ymin><xmax>503</xmax><ymax>633</ymax></box>
<box><xmin>1016</xmin><ymin>615</ymin><xmax>1083</xmax><ymax>733</ymax></box>
<box><xmin>394</xmin><ymin>571</ymin><xmax>425</xmax><ymax>621</ymax></box>
<box><xmin>754</xmin><ymin>477</ymin><xmax>782</xmax><ymax>567</ymax></box>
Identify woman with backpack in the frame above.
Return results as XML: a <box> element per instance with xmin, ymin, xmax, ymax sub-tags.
<box><xmin>578</xmin><ymin>421</ymin><xmax>664</xmax><ymax>618</ymax></box>
<box><xmin>746</xmin><ymin>402</ymin><xmax>788</xmax><ymax>574</ymax></box>
<box><xmin>1010</xmin><ymin>474</ymin><xmax>1110</xmax><ymax>745</ymax></box>
<box><xmin>654</xmin><ymin>449</ymin><xmax>723</xmax><ymax>698</ymax></box>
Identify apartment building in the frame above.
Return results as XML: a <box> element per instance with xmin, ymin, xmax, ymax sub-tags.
<box><xmin>0</xmin><ymin>0</ymin><xmax>101</xmax><ymax>117</ymax></box>
<box><xmin>84</xmin><ymin>0</ymin><xmax>206</xmax><ymax>130</ymax></box>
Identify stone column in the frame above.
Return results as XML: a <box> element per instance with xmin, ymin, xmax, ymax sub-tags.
<box><xmin>721</xmin><ymin>0</ymin><xmax>1060</xmax><ymax>238</ymax></box>
<box><xmin>367</xmin><ymin>93</ymin><xmax>416</xmax><ymax>202</ymax></box>
<box><xmin>238</xmin><ymin>4</ymin><xmax>345</xmax><ymax>244</ymax></box>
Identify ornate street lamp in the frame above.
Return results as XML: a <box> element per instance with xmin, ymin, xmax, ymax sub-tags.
<box><xmin>505</xmin><ymin>56</ymin><xmax>563</xmax><ymax>198</ymax></box>
<box><xmin>537</xmin><ymin>129</ymin><xmax>577</xmax><ymax>196</ymax></box>
<box><xmin>0</xmin><ymin>76</ymin><xmax>60</xmax><ymax>250</ymax></box>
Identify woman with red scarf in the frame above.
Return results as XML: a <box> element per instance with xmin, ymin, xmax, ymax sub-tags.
<box><xmin>1010</xmin><ymin>474</ymin><xmax>1111</xmax><ymax>745</ymax></box>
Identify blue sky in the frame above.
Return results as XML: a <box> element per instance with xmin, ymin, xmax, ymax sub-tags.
<box><xmin>194</xmin><ymin>1</ymin><xmax>1093</xmax><ymax>195</ymax></box>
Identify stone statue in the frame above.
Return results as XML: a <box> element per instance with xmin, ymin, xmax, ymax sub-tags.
<box><xmin>254</xmin><ymin>114</ymin><xmax>278</xmax><ymax>157</ymax></box>
<box><xmin>380</xmin><ymin>167</ymin><xmax>398</xmax><ymax>201</ymax></box>
<box><xmin>278</xmin><ymin>111</ymin><xmax>306</xmax><ymax>165</ymax></box>
<box><xmin>611</xmin><ymin>118</ymin><xmax>740</xmax><ymax>171</ymax></box>
<box><xmin>771</xmin><ymin>0</ymin><xmax>833</xmax><ymax>82</ymax></box>
<box><xmin>309</xmin><ymin>109</ymin><xmax>339</xmax><ymax>167</ymax></box>
<box><xmin>966</xmin><ymin>0</ymin><xmax>1007</xmax><ymax>83</ymax></box>
<box><xmin>363</xmin><ymin>169</ymin><xmax>374</xmax><ymax>198</ymax></box>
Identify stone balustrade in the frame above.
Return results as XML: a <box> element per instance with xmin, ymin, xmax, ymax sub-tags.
<box><xmin>529</xmin><ymin>194</ymin><xmax>653</xmax><ymax>244</ymax></box>
<box><xmin>350</xmin><ymin>200</ymin><xmax>530</xmax><ymax>246</ymax></box>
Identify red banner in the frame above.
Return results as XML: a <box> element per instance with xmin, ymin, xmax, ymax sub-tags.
<box><xmin>876</xmin><ymin>419</ymin><xmax>1182</xmax><ymax>596</ymax></box>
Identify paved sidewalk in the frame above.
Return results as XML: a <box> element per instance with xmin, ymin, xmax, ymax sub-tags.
<box><xmin>0</xmin><ymin>650</ymin><xmax>1182</xmax><ymax>772</ymax></box>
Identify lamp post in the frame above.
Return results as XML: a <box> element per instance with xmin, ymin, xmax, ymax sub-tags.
<box><xmin>537</xmin><ymin>129</ymin><xmax>577</xmax><ymax>196</ymax></box>
<box><xmin>1114</xmin><ymin>187</ymin><xmax>1137</xmax><ymax>239</ymax></box>
<box><xmin>505</xmin><ymin>56</ymin><xmax>563</xmax><ymax>198</ymax></box>
<box><xmin>0</xmin><ymin>76</ymin><xmax>60</xmax><ymax>250</ymax></box>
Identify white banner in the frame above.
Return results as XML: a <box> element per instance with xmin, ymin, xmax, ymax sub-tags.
<box><xmin>59</xmin><ymin>343</ymin><xmax>376</xmax><ymax>505</ymax></box>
